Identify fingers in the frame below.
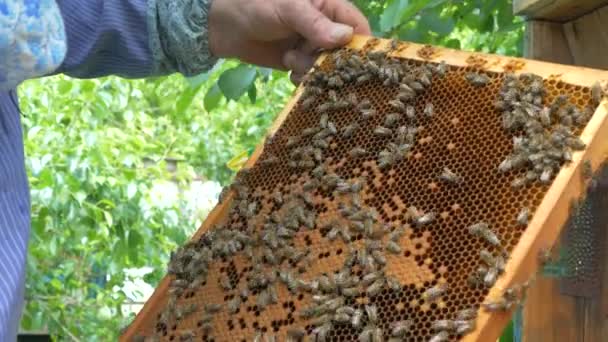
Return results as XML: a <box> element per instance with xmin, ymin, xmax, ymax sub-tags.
<box><xmin>323</xmin><ymin>0</ymin><xmax>372</xmax><ymax>35</ymax></box>
<box><xmin>283</xmin><ymin>49</ymin><xmax>316</xmax><ymax>76</ymax></box>
<box><xmin>277</xmin><ymin>0</ymin><xmax>355</xmax><ymax>49</ymax></box>
<box><xmin>290</xmin><ymin>72</ymin><xmax>305</xmax><ymax>85</ymax></box>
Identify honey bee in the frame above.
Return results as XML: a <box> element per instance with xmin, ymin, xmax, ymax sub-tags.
<box><xmin>422</xmin><ymin>283</ymin><xmax>448</xmax><ymax>302</ymax></box>
<box><xmin>423</xmin><ymin>102</ymin><xmax>434</xmax><ymax>118</ymax></box>
<box><xmin>371</xmin><ymin>250</ymin><xmax>387</xmax><ymax>265</ymax></box>
<box><xmin>439</xmin><ymin>167</ymin><xmax>462</xmax><ymax>184</ymax></box>
<box><xmin>351</xmin><ymin>309</ymin><xmax>364</xmax><ymax>328</ymax></box>
<box><xmin>387</xmin><ymin>276</ymin><xmax>401</xmax><ymax>291</ymax></box>
<box><xmin>455</xmin><ymin>320</ymin><xmax>476</xmax><ymax>335</ymax></box>
<box><xmin>419</xmin><ymin>72</ymin><xmax>432</xmax><ymax>87</ymax></box>
<box><xmin>286</xmin><ymin>136</ymin><xmax>300</xmax><ymax>148</ymax></box>
<box><xmin>483</xmin><ymin>267</ymin><xmax>499</xmax><ymax>287</ymax></box>
<box><xmin>342</xmin><ymin>123</ymin><xmax>360</xmax><ymax>139</ymax></box>
<box><xmin>349</xmin><ymin>147</ymin><xmax>368</xmax><ymax>158</ymax></box>
<box><xmin>386</xmin><ymin>241</ymin><xmax>402</xmax><ymax>254</ymax></box>
<box><xmin>390</xmin><ymin>320</ymin><xmax>413</xmax><ymax>337</ymax></box>
<box><xmin>314</xmin><ymin>324</ymin><xmax>331</xmax><ymax>342</ymax></box>
<box><xmin>286</xmin><ymin>328</ymin><xmax>306</xmax><ymax>342</ymax></box>
<box><xmin>431</xmin><ymin>319</ymin><xmax>457</xmax><ymax>332</ymax></box>
<box><xmin>374</xmin><ymin>126</ymin><xmax>393</xmax><ymax>137</ymax></box>
<box><xmin>317</xmin><ymin>102</ymin><xmax>334</xmax><ymax>114</ymax></box>
<box><xmin>333</xmin><ymin>312</ymin><xmax>351</xmax><ymax>324</ymax></box>
<box><xmin>227</xmin><ymin>296</ymin><xmax>241</xmax><ymax>314</ymax></box>
<box><xmin>529</xmin><ymin>79</ymin><xmax>544</xmax><ymax>94</ymax></box>
<box><xmin>328</xmin><ymin>75</ymin><xmax>345</xmax><ymax>88</ymax></box>
<box><xmin>402</xmin><ymin>106</ymin><xmax>416</xmax><ymax>121</ymax></box>
<box><xmin>516</xmin><ymin>207</ymin><xmax>530</xmax><ymax>226</ymax></box>
<box><xmin>511</xmin><ymin>176</ymin><xmax>528</xmax><ymax>189</ymax></box>
<box><xmin>468</xmin><ymin>222</ymin><xmax>500</xmax><ymax>246</ymax></box>
<box><xmin>591</xmin><ymin>81</ymin><xmax>604</xmax><ymax>105</ymax></box>
<box><xmin>481</xmin><ymin>299</ymin><xmax>511</xmax><ymax>312</ymax></box>
<box><xmin>408</xmin><ymin>81</ymin><xmax>425</xmax><ymax>93</ymax></box>
<box><xmin>566</xmin><ymin>136</ymin><xmax>586</xmax><ymax>150</ymax></box>
<box><xmin>429</xmin><ymin>331</ymin><xmax>449</xmax><ymax>342</ymax></box>
<box><xmin>358</xmin><ymin>327</ymin><xmax>373</xmax><ymax>342</ymax></box>
<box><xmin>300</xmin><ymin>97</ymin><xmax>316</xmax><ymax>111</ymax></box>
<box><xmin>414</xmin><ymin>212</ymin><xmax>436</xmax><ymax>227</ymax></box>
<box><xmin>361</xmin><ymin>108</ymin><xmax>377</xmax><ymax>120</ymax></box>
<box><xmin>398</xmin><ymin>90</ymin><xmax>416</xmax><ymax>103</ymax></box>
<box><xmin>365</xmin><ymin>304</ymin><xmax>379</xmax><ymax>324</ymax></box>
<box><xmin>340</xmin><ymin>227</ymin><xmax>352</xmax><ymax>243</ymax></box>
<box><xmin>365</xmin><ymin>60</ymin><xmax>381</xmax><ymax>75</ymax></box>
<box><xmin>389</xmin><ymin>99</ymin><xmax>406</xmax><ymax>112</ymax></box>
<box><xmin>465</xmin><ymin>72</ymin><xmax>490</xmax><ymax>87</ymax></box>
<box><xmin>357</xmin><ymin>73</ymin><xmax>372</xmax><ymax>84</ymax></box>
<box><xmin>384</xmin><ymin>113</ymin><xmax>402</xmax><ymax>127</ymax></box>
<box><xmin>372</xmin><ymin>327</ymin><xmax>384</xmax><ymax>342</ymax></box>
<box><xmin>456</xmin><ymin>307</ymin><xmax>478</xmax><ymax>321</ymax></box>
<box><xmin>539</xmin><ymin>167</ymin><xmax>553</xmax><ymax>184</ymax></box>
<box><xmin>204</xmin><ymin>303</ymin><xmax>222</xmax><ymax>314</ymax></box>
<box><xmin>313</xmin><ymin>138</ymin><xmax>329</xmax><ymax>150</ymax></box>
<box><xmin>345</xmin><ymin>92</ymin><xmax>358</xmax><ymax>106</ymax></box>
<box><xmin>180</xmin><ymin>330</ymin><xmax>195</xmax><ymax>341</ymax></box>
<box><xmin>219</xmin><ymin>275</ymin><xmax>234</xmax><ymax>290</ymax></box>
<box><xmin>436</xmin><ymin>61</ymin><xmax>448</xmax><ymax>77</ymax></box>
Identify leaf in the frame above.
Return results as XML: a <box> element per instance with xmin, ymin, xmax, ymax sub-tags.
<box><xmin>444</xmin><ymin>39</ymin><xmax>461</xmax><ymax>49</ymax></box>
<box><xmin>127</xmin><ymin>183</ymin><xmax>137</xmax><ymax>199</ymax></box>
<box><xmin>257</xmin><ymin>67</ymin><xmax>273</xmax><ymax>81</ymax></box>
<box><xmin>57</xmin><ymin>80</ymin><xmax>73</xmax><ymax>94</ymax></box>
<box><xmin>175</xmin><ymin>84</ymin><xmax>203</xmax><ymax>114</ymax></box>
<box><xmin>50</xmin><ymin>278</ymin><xmax>62</xmax><ymax>290</ymax></box>
<box><xmin>248</xmin><ymin>84</ymin><xmax>257</xmax><ymax>104</ymax></box>
<box><xmin>218</xmin><ymin>64</ymin><xmax>258</xmax><ymax>100</ymax></box>
<box><xmin>186</xmin><ymin>72</ymin><xmax>211</xmax><ymax>89</ymax></box>
<box><xmin>419</xmin><ymin>7</ymin><xmax>455</xmax><ymax>35</ymax></box>
<box><xmin>398</xmin><ymin>0</ymin><xmax>437</xmax><ymax>28</ymax></box>
<box><xmin>226</xmin><ymin>150</ymin><xmax>250</xmax><ymax>171</ymax></box>
<box><xmin>380</xmin><ymin>0</ymin><xmax>409</xmax><ymax>32</ymax></box>
<box><xmin>204</xmin><ymin>84</ymin><xmax>222</xmax><ymax>112</ymax></box>
<box><xmin>103</xmin><ymin>211</ymin><xmax>113</xmax><ymax>227</ymax></box>
<box><xmin>499</xmin><ymin>318</ymin><xmax>514</xmax><ymax>342</ymax></box>
<box><xmin>127</xmin><ymin>230</ymin><xmax>143</xmax><ymax>262</ymax></box>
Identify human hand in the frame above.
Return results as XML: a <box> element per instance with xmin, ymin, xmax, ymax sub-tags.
<box><xmin>208</xmin><ymin>0</ymin><xmax>371</xmax><ymax>83</ymax></box>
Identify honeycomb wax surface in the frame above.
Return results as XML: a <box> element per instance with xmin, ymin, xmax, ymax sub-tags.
<box><xmin>126</xmin><ymin>39</ymin><xmax>602</xmax><ymax>342</ymax></box>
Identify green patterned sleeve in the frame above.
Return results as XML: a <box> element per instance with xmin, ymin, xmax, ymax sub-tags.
<box><xmin>148</xmin><ymin>0</ymin><xmax>219</xmax><ymax>76</ymax></box>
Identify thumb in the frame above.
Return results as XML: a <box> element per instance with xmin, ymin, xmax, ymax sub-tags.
<box><xmin>279</xmin><ymin>0</ymin><xmax>354</xmax><ymax>49</ymax></box>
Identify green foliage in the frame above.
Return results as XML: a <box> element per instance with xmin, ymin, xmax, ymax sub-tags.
<box><xmin>18</xmin><ymin>70</ymin><xmax>292</xmax><ymax>340</ymax></box>
<box><xmin>19</xmin><ymin>1</ymin><xmax>523</xmax><ymax>340</ymax></box>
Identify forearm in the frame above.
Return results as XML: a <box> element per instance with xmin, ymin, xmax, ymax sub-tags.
<box><xmin>55</xmin><ymin>0</ymin><xmax>217</xmax><ymax>79</ymax></box>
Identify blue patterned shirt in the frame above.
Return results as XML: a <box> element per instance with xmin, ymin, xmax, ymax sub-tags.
<box><xmin>0</xmin><ymin>0</ymin><xmax>216</xmax><ymax>340</ymax></box>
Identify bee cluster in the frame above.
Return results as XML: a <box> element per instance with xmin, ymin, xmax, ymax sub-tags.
<box><xmin>495</xmin><ymin>74</ymin><xmax>598</xmax><ymax>188</ymax></box>
<box><xmin>130</xmin><ymin>40</ymin><xmax>604</xmax><ymax>342</ymax></box>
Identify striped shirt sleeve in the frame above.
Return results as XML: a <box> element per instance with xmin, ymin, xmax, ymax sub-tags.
<box><xmin>55</xmin><ymin>0</ymin><xmax>217</xmax><ymax>79</ymax></box>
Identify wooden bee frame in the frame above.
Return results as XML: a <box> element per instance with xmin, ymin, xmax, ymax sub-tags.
<box><xmin>121</xmin><ymin>36</ymin><xmax>608</xmax><ymax>342</ymax></box>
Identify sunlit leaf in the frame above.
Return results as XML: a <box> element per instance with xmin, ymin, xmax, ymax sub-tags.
<box><xmin>248</xmin><ymin>84</ymin><xmax>257</xmax><ymax>104</ymax></box>
<box><xmin>204</xmin><ymin>84</ymin><xmax>222</xmax><ymax>112</ymax></box>
<box><xmin>380</xmin><ymin>0</ymin><xmax>409</xmax><ymax>32</ymax></box>
<box><xmin>218</xmin><ymin>64</ymin><xmax>258</xmax><ymax>100</ymax></box>
<box><xmin>226</xmin><ymin>150</ymin><xmax>250</xmax><ymax>171</ymax></box>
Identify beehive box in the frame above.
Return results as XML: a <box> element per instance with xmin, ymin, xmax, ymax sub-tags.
<box><xmin>121</xmin><ymin>36</ymin><xmax>608</xmax><ymax>342</ymax></box>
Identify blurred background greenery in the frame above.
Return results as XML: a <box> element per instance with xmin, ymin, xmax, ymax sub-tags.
<box><xmin>18</xmin><ymin>0</ymin><xmax>524</xmax><ymax>340</ymax></box>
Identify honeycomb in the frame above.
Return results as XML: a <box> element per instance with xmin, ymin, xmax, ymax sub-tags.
<box><xmin>560</xmin><ymin>163</ymin><xmax>608</xmax><ymax>297</ymax></box>
<box><xmin>122</xmin><ymin>37</ymin><xmax>608</xmax><ymax>342</ymax></box>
